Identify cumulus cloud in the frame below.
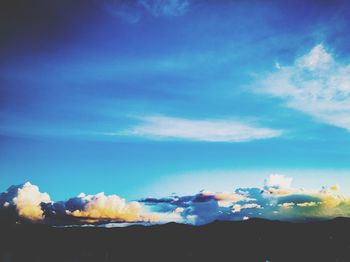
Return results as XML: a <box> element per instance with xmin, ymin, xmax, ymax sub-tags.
<box><xmin>259</xmin><ymin>44</ymin><xmax>350</xmax><ymax>131</ymax></box>
<box><xmin>117</xmin><ymin>115</ymin><xmax>282</xmax><ymax>142</ymax></box>
<box><xmin>232</xmin><ymin>203</ymin><xmax>262</xmax><ymax>213</ymax></box>
<box><xmin>0</xmin><ymin>182</ymin><xmax>51</xmax><ymax>221</ymax></box>
<box><xmin>67</xmin><ymin>192</ymin><xmax>157</xmax><ymax>222</ymax></box>
<box><xmin>1</xmin><ymin>176</ymin><xmax>350</xmax><ymax>226</ymax></box>
<box><xmin>263</xmin><ymin>174</ymin><xmax>300</xmax><ymax>196</ymax></box>
<box><xmin>0</xmin><ymin>184</ymin><xmax>159</xmax><ymax>224</ymax></box>
<box><xmin>143</xmin><ymin>174</ymin><xmax>350</xmax><ymax>224</ymax></box>
<box><xmin>214</xmin><ymin>192</ymin><xmax>246</xmax><ymax>207</ymax></box>
<box><xmin>264</xmin><ymin>174</ymin><xmax>292</xmax><ymax>189</ymax></box>
<box><xmin>141</xmin><ymin>190</ymin><xmax>254</xmax><ymax>225</ymax></box>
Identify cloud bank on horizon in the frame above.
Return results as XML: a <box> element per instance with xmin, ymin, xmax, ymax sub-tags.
<box><xmin>1</xmin><ymin>175</ymin><xmax>349</xmax><ymax>226</ymax></box>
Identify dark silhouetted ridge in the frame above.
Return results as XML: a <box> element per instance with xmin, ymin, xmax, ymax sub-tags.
<box><xmin>0</xmin><ymin>218</ymin><xmax>350</xmax><ymax>261</ymax></box>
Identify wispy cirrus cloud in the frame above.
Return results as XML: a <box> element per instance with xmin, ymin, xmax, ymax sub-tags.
<box><xmin>258</xmin><ymin>44</ymin><xmax>350</xmax><ymax>132</ymax></box>
<box><xmin>112</xmin><ymin>115</ymin><xmax>282</xmax><ymax>142</ymax></box>
<box><xmin>139</xmin><ymin>0</ymin><xmax>190</xmax><ymax>17</ymax></box>
<box><xmin>105</xmin><ymin>0</ymin><xmax>190</xmax><ymax>23</ymax></box>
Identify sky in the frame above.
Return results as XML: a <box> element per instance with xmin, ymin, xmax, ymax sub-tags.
<box><xmin>1</xmin><ymin>0</ymin><xmax>350</xmax><ymax>225</ymax></box>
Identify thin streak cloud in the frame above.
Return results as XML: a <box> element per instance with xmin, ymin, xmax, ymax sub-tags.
<box><xmin>105</xmin><ymin>0</ymin><xmax>190</xmax><ymax>23</ymax></box>
<box><xmin>114</xmin><ymin>115</ymin><xmax>282</xmax><ymax>142</ymax></box>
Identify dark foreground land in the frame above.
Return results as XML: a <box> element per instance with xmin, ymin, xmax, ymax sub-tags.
<box><xmin>0</xmin><ymin>218</ymin><xmax>350</xmax><ymax>262</ymax></box>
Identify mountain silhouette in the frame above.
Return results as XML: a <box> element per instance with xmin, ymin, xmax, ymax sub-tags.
<box><xmin>0</xmin><ymin>218</ymin><xmax>349</xmax><ymax>261</ymax></box>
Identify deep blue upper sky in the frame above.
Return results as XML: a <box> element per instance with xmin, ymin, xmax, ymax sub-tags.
<box><xmin>1</xmin><ymin>0</ymin><xmax>350</xmax><ymax>200</ymax></box>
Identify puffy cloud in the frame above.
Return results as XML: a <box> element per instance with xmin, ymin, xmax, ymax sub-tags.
<box><xmin>213</xmin><ymin>192</ymin><xmax>246</xmax><ymax>207</ymax></box>
<box><xmin>258</xmin><ymin>44</ymin><xmax>350</xmax><ymax>131</ymax></box>
<box><xmin>232</xmin><ymin>203</ymin><xmax>262</xmax><ymax>213</ymax></box>
<box><xmin>143</xmin><ymin>175</ymin><xmax>350</xmax><ymax>224</ymax></box>
<box><xmin>297</xmin><ymin>202</ymin><xmax>318</xmax><ymax>207</ymax></box>
<box><xmin>1</xmin><ymin>176</ymin><xmax>350</xmax><ymax>226</ymax></box>
<box><xmin>68</xmin><ymin>192</ymin><xmax>156</xmax><ymax>222</ymax></box>
<box><xmin>214</xmin><ymin>192</ymin><xmax>246</xmax><ymax>202</ymax></box>
<box><xmin>265</xmin><ymin>174</ymin><xmax>292</xmax><ymax>189</ymax></box>
<box><xmin>0</xmin><ymin>182</ymin><xmax>51</xmax><ymax>221</ymax></box>
<box><xmin>263</xmin><ymin>174</ymin><xmax>301</xmax><ymax>196</ymax></box>
<box><xmin>119</xmin><ymin>115</ymin><xmax>282</xmax><ymax>142</ymax></box>
<box><xmin>142</xmin><ymin>190</ymin><xmax>251</xmax><ymax>225</ymax></box>
<box><xmin>0</xmin><ymin>185</ymin><xmax>160</xmax><ymax>224</ymax></box>
<box><xmin>279</xmin><ymin>202</ymin><xmax>295</xmax><ymax>208</ymax></box>
<box><xmin>262</xmin><ymin>183</ymin><xmax>350</xmax><ymax>221</ymax></box>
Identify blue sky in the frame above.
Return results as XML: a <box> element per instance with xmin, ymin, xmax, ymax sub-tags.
<box><xmin>1</xmin><ymin>0</ymin><xmax>350</xmax><ymax>201</ymax></box>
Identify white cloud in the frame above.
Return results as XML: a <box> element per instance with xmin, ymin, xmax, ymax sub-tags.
<box><xmin>296</xmin><ymin>202</ymin><xmax>318</xmax><ymax>207</ymax></box>
<box><xmin>265</xmin><ymin>174</ymin><xmax>292</xmax><ymax>189</ymax></box>
<box><xmin>263</xmin><ymin>174</ymin><xmax>306</xmax><ymax>196</ymax></box>
<box><xmin>69</xmin><ymin>192</ymin><xmax>158</xmax><ymax>223</ymax></box>
<box><xmin>1</xmin><ymin>176</ymin><xmax>350</xmax><ymax>225</ymax></box>
<box><xmin>279</xmin><ymin>202</ymin><xmax>295</xmax><ymax>208</ymax></box>
<box><xmin>0</xmin><ymin>182</ymin><xmax>51</xmax><ymax>221</ymax></box>
<box><xmin>214</xmin><ymin>192</ymin><xmax>246</xmax><ymax>207</ymax></box>
<box><xmin>232</xmin><ymin>203</ymin><xmax>262</xmax><ymax>213</ymax></box>
<box><xmin>259</xmin><ymin>44</ymin><xmax>350</xmax><ymax>131</ymax></box>
<box><xmin>297</xmin><ymin>44</ymin><xmax>333</xmax><ymax>70</ymax></box>
<box><xmin>144</xmin><ymin>174</ymin><xmax>350</xmax><ymax>224</ymax></box>
<box><xmin>118</xmin><ymin>115</ymin><xmax>282</xmax><ymax>142</ymax></box>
